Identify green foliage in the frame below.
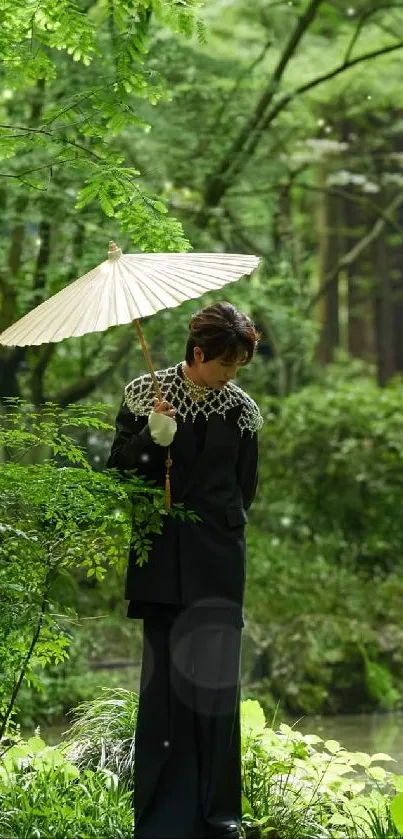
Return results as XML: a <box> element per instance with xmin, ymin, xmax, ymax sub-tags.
<box><xmin>240</xmin><ymin>374</ymin><xmax>403</xmax><ymax>714</ymax></box>
<box><xmin>0</xmin><ymin>0</ymin><xmax>204</xmax><ymax>250</ymax></box>
<box><xmin>245</xmin><ymin>527</ymin><xmax>403</xmax><ymax>715</ymax></box>
<box><xmin>258</xmin><ymin>376</ymin><xmax>403</xmax><ymax>574</ymax></box>
<box><xmin>15</xmin><ymin>659</ymin><xmax>132</xmax><ymax>729</ymax></box>
<box><xmin>1</xmin><ymin>398</ymin><xmax>113</xmax><ymax>466</ymax></box>
<box><xmin>244</xmin><ymin>267</ymin><xmax>319</xmax><ymax>397</ymax></box>
<box><xmin>75</xmin><ymin>168</ymin><xmax>190</xmax><ymax>252</ymax></box>
<box><xmin>1</xmin><ymin>694</ymin><xmax>400</xmax><ymax>839</ymax></box>
<box><xmin>10</xmin><ymin>585</ymin><xmax>143</xmax><ymax>728</ymax></box>
<box><xmin>63</xmin><ymin>688</ymin><xmax>138</xmax><ymax>784</ymax></box>
<box><xmin>0</xmin><ymin>400</ymin><xmax>197</xmax><ymax>734</ymax></box>
<box><xmin>0</xmin><ymin>735</ymin><xmax>132</xmax><ymax>838</ymax></box>
<box><xmin>392</xmin><ymin>790</ymin><xmax>403</xmax><ymax>835</ymax></box>
<box><xmin>241</xmin><ymin>699</ymin><xmax>399</xmax><ymax>839</ymax></box>
<box><xmin>362</xmin><ymin>652</ymin><xmax>401</xmax><ymax>710</ymax></box>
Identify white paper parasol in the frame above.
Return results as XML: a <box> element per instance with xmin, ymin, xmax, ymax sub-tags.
<box><xmin>0</xmin><ymin>243</ymin><xmax>260</xmax><ymax>345</ymax></box>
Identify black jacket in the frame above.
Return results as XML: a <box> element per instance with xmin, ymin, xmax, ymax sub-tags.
<box><xmin>106</xmin><ymin>385</ymin><xmax>259</xmax><ymax>616</ymax></box>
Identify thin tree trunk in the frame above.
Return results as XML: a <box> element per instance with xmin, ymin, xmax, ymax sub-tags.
<box><xmin>0</xmin><ymin>579</ymin><xmax>50</xmax><ymax>740</ymax></box>
<box><xmin>374</xmin><ymin>229</ymin><xmax>395</xmax><ymax>386</ymax></box>
<box><xmin>392</xmin><ymin>201</ymin><xmax>403</xmax><ymax>372</ymax></box>
<box><xmin>0</xmin><ymin>80</ymin><xmax>47</xmax><ymax>402</ymax></box>
<box><xmin>346</xmin><ymin>195</ymin><xmax>374</xmax><ymax>360</ymax></box>
<box><xmin>315</xmin><ymin>166</ymin><xmax>340</xmax><ymax>363</ymax></box>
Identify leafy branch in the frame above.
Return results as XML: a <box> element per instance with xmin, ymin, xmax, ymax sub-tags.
<box><xmin>202</xmin><ymin>0</ymin><xmax>403</xmax><ymax>210</ymax></box>
<box><xmin>0</xmin><ymin>0</ymin><xmax>202</xmax><ymax>251</ymax></box>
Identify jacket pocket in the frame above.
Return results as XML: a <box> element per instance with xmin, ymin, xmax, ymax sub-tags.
<box><xmin>226</xmin><ymin>506</ymin><xmax>248</xmax><ymax>528</ymax></box>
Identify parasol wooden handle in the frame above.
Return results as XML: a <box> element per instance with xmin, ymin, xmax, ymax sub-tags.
<box><xmin>132</xmin><ymin>317</ymin><xmax>172</xmax><ymax>511</ymax></box>
<box><xmin>132</xmin><ymin>318</ymin><xmax>163</xmax><ymax>399</ymax></box>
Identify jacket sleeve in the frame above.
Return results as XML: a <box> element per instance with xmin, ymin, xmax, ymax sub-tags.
<box><xmin>106</xmin><ymin>397</ymin><xmax>158</xmax><ymax>473</ymax></box>
<box><xmin>236</xmin><ymin>430</ymin><xmax>259</xmax><ymax>511</ymax></box>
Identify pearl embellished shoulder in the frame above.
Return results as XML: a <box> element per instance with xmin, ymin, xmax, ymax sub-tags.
<box><xmin>124</xmin><ymin>362</ymin><xmax>263</xmax><ymax>436</ymax></box>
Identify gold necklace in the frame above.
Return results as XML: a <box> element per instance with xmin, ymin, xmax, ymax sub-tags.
<box><xmin>181</xmin><ymin>361</ymin><xmax>211</xmax><ymax>402</ymax></box>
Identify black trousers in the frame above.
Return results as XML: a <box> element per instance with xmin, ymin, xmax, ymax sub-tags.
<box><xmin>133</xmin><ymin>603</ymin><xmax>243</xmax><ymax>838</ymax></box>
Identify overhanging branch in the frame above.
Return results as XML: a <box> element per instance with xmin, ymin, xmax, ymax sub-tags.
<box><xmin>344</xmin><ymin>3</ymin><xmax>402</xmax><ymax>64</ymax></box>
<box><xmin>229</xmin><ymin>181</ymin><xmax>403</xmax><ymax>236</ymax></box>
<box><xmin>241</xmin><ymin>41</ymin><xmax>403</xmax><ymax>170</ymax></box>
<box><xmin>203</xmin><ymin>0</ymin><xmax>325</xmax><ymax>207</ymax></box>
<box><xmin>202</xmin><ymin>24</ymin><xmax>403</xmax><ymax>212</ymax></box>
<box><xmin>306</xmin><ymin>190</ymin><xmax>403</xmax><ymax>314</ymax></box>
<box><xmin>52</xmin><ymin>331</ymin><xmax>136</xmax><ymax>407</ymax></box>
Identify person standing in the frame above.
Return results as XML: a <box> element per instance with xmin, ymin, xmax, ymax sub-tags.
<box><xmin>107</xmin><ymin>301</ymin><xmax>263</xmax><ymax>838</ymax></box>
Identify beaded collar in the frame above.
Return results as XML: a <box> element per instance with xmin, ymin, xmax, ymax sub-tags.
<box><xmin>180</xmin><ymin>361</ymin><xmax>212</xmax><ymax>402</ymax></box>
<box><xmin>124</xmin><ymin>361</ymin><xmax>264</xmax><ymax>436</ymax></box>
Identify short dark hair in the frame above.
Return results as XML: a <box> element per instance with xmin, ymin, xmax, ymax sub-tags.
<box><xmin>185</xmin><ymin>301</ymin><xmax>261</xmax><ymax>366</ymax></box>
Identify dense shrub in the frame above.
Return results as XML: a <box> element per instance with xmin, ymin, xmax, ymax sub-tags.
<box><xmin>242</xmin><ymin>376</ymin><xmax>403</xmax><ymax>714</ymax></box>
<box><xmin>0</xmin><ymin>738</ymin><xmax>132</xmax><ymax>838</ymax></box>
<box><xmin>257</xmin><ymin>377</ymin><xmax>403</xmax><ymax>575</ymax></box>
<box><xmin>243</xmin><ymin>529</ymin><xmax>403</xmax><ymax>715</ymax></box>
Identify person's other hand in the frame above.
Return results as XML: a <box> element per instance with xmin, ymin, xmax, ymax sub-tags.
<box><xmin>148</xmin><ymin>399</ymin><xmax>177</xmax><ymax>446</ymax></box>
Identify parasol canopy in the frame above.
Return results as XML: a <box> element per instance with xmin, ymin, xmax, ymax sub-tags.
<box><xmin>0</xmin><ymin>244</ymin><xmax>260</xmax><ymax>346</ymax></box>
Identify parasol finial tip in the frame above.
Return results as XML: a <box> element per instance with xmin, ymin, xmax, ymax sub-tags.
<box><xmin>108</xmin><ymin>241</ymin><xmax>123</xmax><ymax>260</ymax></box>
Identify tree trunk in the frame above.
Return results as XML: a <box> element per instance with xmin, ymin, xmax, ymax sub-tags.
<box><xmin>391</xmin><ymin>202</ymin><xmax>403</xmax><ymax>373</ymax></box>
<box><xmin>0</xmin><ymin>80</ymin><xmax>47</xmax><ymax>403</ymax></box>
<box><xmin>345</xmin><ymin>194</ymin><xmax>374</xmax><ymax>360</ymax></box>
<box><xmin>315</xmin><ymin>166</ymin><xmax>340</xmax><ymax>363</ymax></box>
<box><xmin>373</xmin><ymin>231</ymin><xmax>395</xmax><ymax>386</ymax></box>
